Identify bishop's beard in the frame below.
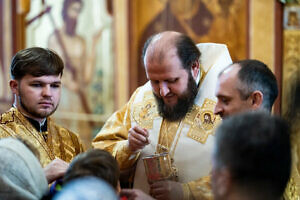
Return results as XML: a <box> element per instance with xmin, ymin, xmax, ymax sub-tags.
<box><xmin>154</xmin><ymin>73</ymin><xmax>198</xmax><ymax>122</ymax></box>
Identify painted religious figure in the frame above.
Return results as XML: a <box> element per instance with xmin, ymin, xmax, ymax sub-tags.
<box><xmin>26</xmin><ymin>0</ymin><xmax>114</xmax><ymax>147</ymax></box>
<box><xmin>132</xmin><ymin>0</ymin><xmax>247</xmax><ymax>84</ymax></box>
<box><xmin>284</xmin><ymin>5</ymin><xmax>300</xmax><ymax>30</ymax></box>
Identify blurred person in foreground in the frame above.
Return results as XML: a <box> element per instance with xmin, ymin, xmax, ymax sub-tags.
<box><xmin>64</xmin><ymin>149</ymin><xmax>120</xmax><ymax>191</ymax></box>
<box><xmin>53</xmin><ymin>177</ymin><xmax>118</xmax><ymax>200</ymax></box>
<box><xmin>45</xmin><ymin>149</ymin><xmax>120</xmax><ymax>198</ymax></box>
<box><xmin>0</xmin><ymin>137</ymin><xmax>48</xmax><ymax>200</ymax></box>
<box><xmin>212</xmin><ymin>112</ymin><xmax>291</xmax><ymax>200</ymax></box>
<box><xmin>214</xmin><ymin>59</ymin><xmax>278</xmax><ymax>119</ymax></box>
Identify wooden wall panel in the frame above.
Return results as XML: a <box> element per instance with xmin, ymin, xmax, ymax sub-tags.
<box><xmin>129</xmin><ymin>0</ymin><xmax>249</xmax><ymax>93</ymax></box>
<box><xmin>0</xmin><ymin>0</ymin><xmax>14</xmax><ymax>113</ymax></box>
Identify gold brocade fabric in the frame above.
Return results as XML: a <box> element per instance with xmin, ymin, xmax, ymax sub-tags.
<box><xmin>92</xmin><ymin>87</ymin><xmax>141</xmax><ymax>170</ymax></box>
<box><xmin>282</xmin><ymin>29</ymin><xmax>300</xmax><ymax>200</ymax></box>
<box><xmin>284</xmin><ymin>124</ymin><xmax>300</xmax><ymax>200</ymax></box>
<box><xmin>156</xmin><ymin>119</ymin><xmax>180</xmax><ymax>154</ymax></box>
<box><xmin>92</xmin><ymin>43</ymin><xmax>231</xmax><ymax>200</ymax></box>
<box><xmin>0</xmin><ymin>107</ymin><xmax>84</xmax><ymax>167</ymax></box>
<box><xmin>93</xmin><ymin>87</ymin><xmax>219</xmax><ymax>200</ymax></box>
<box><xmin>187</xmin><ymin>176</ymin><xmax>213</xmax><ymax>200</ymax></box>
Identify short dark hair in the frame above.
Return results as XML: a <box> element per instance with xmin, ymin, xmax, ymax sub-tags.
<box><xmin>141</xmin><ymin>33</ymin><xmax>200</xmax><ymax>71</ymax></box>
<box><xmin>63</xmin><ymin>149</ymin><xmax>120</xmax><ymax>189</ymax></box>
<box><xmin>235</xmin><ymin>59</ymin><xmax>278</xmax><ymax>111</ymax></box>
<box><xmin>141</xmin><ymin>35</ymin><xmax>154</xmax><ymax>66</ymax></box>
<box><xmin>175</xmin><ymin>34</ymin><xmax>201</xmax><ymax>70</ymax></box>
<box><xmin>214</xmin><ymin>112</ymin><xmax>291</xmax><ymax>198</ymax></box>
<box><xmin>10</xmin><ymin>47</ymin><xmax>64</xmax><ymax>80</ymax></box>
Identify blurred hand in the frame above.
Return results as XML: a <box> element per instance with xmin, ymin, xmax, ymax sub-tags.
<box><xmin>149</xmin><ymin>180</ymin><xmax>183</xmax><ymax>200</ymax></box>
<box><xmin>44</xmin><ymin>158</ymin><xmax>69</xmax><ymax>184</ymax></box>
<box><xmin>120</xmin><ymin>189</ymin><xmax>155</xmax><ymax>200</ymax></box>
<box><xmin>128</xmin><ymin>126</ymin><xmax>149</xmax><ymax>152</ymax></box>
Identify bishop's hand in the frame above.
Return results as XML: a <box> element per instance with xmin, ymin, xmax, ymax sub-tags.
<box><xmin>149</xmin><ymin>180</ymin><xmax>184</xmax><ymax>200</ymax></box>
<box><xmin>120</xmin><ymin>189</ymin><xmax>155</xmax><ymax>200</ymax></box>
<box><xmin>128</xmin><ymin>126</ymin><xmax>149</xmax><ymax>152</ymax></box>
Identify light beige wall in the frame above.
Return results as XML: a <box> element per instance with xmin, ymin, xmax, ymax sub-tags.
<box><xmin>249</xmin><ymin>0</ymin><xmax>275</xmax><ymax>71</ymax></box>
<box><xmin>0</xmin><ymin>0</ymin><xmax>13</xmax><ymax>113</ymax></box>
<box><xmin>3</xmin><ymin>0</ymin><xmax>12</xmax><ymax>70</ymax></box>
<box><xmin>113</xmin><ymin>0</ymin><xmax>129</xmax><ymax>109</ymax></box>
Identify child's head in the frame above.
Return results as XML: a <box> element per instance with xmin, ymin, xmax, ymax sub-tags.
<box><xmin>63</xmin><ymin>149</ymin><xmax>120</xmax><ymax>191</ymax></box>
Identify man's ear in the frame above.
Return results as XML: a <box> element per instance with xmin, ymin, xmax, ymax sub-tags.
<box><xmin>9</xmin><ymin>80</ymin><xmax>19</xmax><ymax>95</ymax></box>
<box><xmin>215</xmin><ymin>168</ymin><xmax>232</xmax><ymax>197</ymax></box>
<box><xmin>191</xmin><ymin>60</ymin><xmax>200</xmax><ymax>79</ymax></box>
<box><xmin>250</xmin><ymin>90</ymin><xmax>263</xmax><ymax>110</ymax></box>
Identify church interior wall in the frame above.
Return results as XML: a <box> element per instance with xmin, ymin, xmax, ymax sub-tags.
<box><xmin>0</xmin><ymin>0</ymin><xmax>299</xmax><ymax>145</ymax></box>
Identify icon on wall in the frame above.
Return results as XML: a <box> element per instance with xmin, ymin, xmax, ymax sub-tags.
<box><xmin>284</xmin><ymin>5</ymin><xmax>300</xmax><ymax>30</ymax></box>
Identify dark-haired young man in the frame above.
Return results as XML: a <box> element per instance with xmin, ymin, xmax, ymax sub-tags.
<box><xmin>214</xmin><ymin>59</ymin><xmax>278</xmax><ymax>119</ymax></box>
<box><xmin>212</xmin><ymin>112</ymin><xmax>291</xmax><ymax>200</ymax></box>
<box><xmin>93</xmin><ymin>31</ymin><xmax>232</xmax><ymax>199</ymax></box>
<box><xmin>0</xmin><ymin>47</ymin><xmax>84</xmax><ymax>183</ymax></box>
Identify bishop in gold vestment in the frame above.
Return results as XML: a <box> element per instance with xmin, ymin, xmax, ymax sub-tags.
<box><xmin>93</xmin><ymin>39</ymin><xmax>232</xmax><ymax>200</ymax></box>
<box><xmin>0</xmin><ymin>107</ymin><xmax>84</xmax><ymax>167</ymax></box>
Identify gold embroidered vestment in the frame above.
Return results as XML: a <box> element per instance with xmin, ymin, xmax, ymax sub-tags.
<box><xmin>0</xmin><ymin>107</ymin><xmax>84</xmax><ymax>167</ymax></box>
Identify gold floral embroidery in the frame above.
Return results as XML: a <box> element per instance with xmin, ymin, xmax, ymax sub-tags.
<box><xmin>186</xmin><ymin>98</ymin><xmax>220</xmax><ymax>143</ymax></box>
<box><xmin>132</xmin><ymin>91</ymin><xmax>159</xmax><ymax>129</ymax></box>
<box><xmin>0</xmin><ymin>107</ymin><xmax>83</xmax><ymax>167</ymax></box>
<box><xmin>157</xmin><ymin>119</ymin><xmax>181</xmax><ymax>154</ymax></box>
